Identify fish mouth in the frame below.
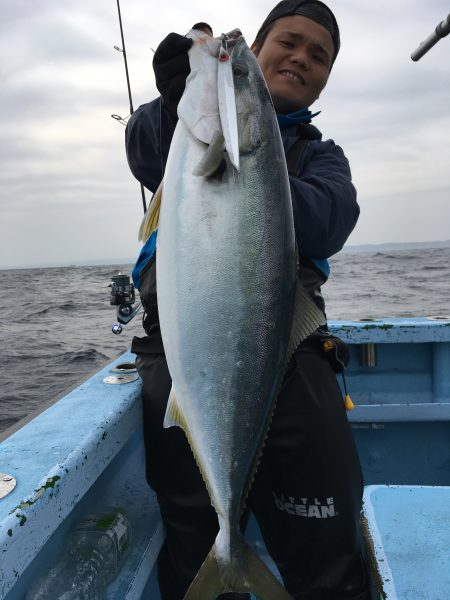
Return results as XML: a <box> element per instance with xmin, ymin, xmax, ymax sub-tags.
<box><xmin>220</xmin><ymin>29</ymin><xmax>243</xmax><ymax>53</ymax></box>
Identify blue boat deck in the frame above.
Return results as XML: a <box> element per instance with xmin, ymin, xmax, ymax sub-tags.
<box><xmin>362</xmin><ymin>485</ymin><xmax>450</xmax><ymax>599</ymax></box>
<box><xmin>0</xmin><ymin>318</ymin><xmax>449</xmax><ymax>599</ymax></box>
<box><xmin>0</xmin><ymin>353</ymin><xmax>164</xmax><ymax>600</ymax></box>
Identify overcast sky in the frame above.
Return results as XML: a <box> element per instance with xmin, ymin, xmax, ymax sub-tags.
<box><xmin>1</xmin><ymin>0</ymin><xmax>449</xmax><ymax>268</ymax></box>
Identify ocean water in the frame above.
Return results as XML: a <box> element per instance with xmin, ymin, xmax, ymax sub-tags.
<box><xmin>1</xmin><ymin>247</ymin><xmax>449</xmax><ymax>434</ymax></box>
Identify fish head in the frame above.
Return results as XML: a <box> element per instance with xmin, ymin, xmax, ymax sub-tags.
<box><xmin>223</xmin><ymin>31</ymin><xmax>276</xmax><ymax>155</ymax></box>
<box><xmin>178</xmin><ymin>30</ymin><xmax>222</xmax><ymax>146</ymax></box>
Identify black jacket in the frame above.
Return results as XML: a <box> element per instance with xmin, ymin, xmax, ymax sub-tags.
<box><xmin>125</xmin><ymin>97</ymin><xmax>359</xmax><ymax>261</ymax></box>
<box><xmin>125</xmin><ymin>98</ymin><xmax>359</xmax><ymax>352</ymax></box>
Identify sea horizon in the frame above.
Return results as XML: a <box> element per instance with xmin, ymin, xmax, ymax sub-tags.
<box><xmin>2</xmin><ymin>239</ymin><xmax>450</xmax><ymax>271</ymax></box>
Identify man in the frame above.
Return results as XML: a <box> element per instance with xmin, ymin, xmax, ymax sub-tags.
<box><xmin>126</xmin><ymin>1</ymin><xmax>371</xmax><ymax>598</ymax></box>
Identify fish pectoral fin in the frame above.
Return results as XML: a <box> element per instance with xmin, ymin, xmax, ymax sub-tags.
<box><xmin>285</xmin><ymin>281</ymin><xmax>327</xmax><ymax>365</ymax></box>
<box><xmin>192</xmin><ymin>130</ymin><xmax>226</xmax><ymax>177</ymax></box>
<box><xmin>182</xmin><ymin>533</ymin><xmax>293</xmax><ymax>600</ymax></box>
<box><xmin>138</xmin><ymin>180</ymin><xmax>163</xmax><ymax>242</ymax></box>
<box><xmin>163</xmin><ymin>387</ymin><xmax>185</xmax><ymax>429</ymax></box>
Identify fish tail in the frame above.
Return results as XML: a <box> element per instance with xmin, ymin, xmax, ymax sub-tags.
<box><xmin>183</xmin><ymin>533</ymin><xmax>293</xmax><ymax>600</ymax></box>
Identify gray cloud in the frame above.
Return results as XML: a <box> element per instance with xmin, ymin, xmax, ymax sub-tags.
<box><xmin>1</xmin><ymin>0</ymin><xmax>450</xmax><ymax>268</ymax></box>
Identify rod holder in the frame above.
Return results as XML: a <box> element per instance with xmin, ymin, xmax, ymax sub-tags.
<box><xmin>360</xmin><ymin>343</ymin><xmax>377</xmax><ymax>368</ymax></box>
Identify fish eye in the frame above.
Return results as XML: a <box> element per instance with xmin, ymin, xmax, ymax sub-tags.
<box><xmin>232</xmin><ymin>64</ymin><xmax>248</xmax><ymax>78</ymax></box>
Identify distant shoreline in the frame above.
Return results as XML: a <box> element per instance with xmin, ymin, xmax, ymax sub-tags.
<box><xmin>341</xmin><ymin>239</ymin><xmax>450</xmax><ymax>254</ymax></box>
<box><xmin>2</xmin><ymin>240</ymin><xmax>450</xmax><ymax>270</ymax></box>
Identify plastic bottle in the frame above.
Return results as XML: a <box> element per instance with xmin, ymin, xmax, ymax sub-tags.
<box><xmin>26</xmin><ymin>507</ymin><xmax>131</xmax><ymax>600</ymax></box>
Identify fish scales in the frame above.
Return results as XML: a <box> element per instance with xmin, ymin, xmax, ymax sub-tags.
<box><xmin>156</xmin><ymin>29</ymin><xmax>323</xmax><ymax>600</ymax></box>
<box><xmin>159</xmin><ymin>125</ymin><xmax>295</xmax><ymax>511</ymax></box>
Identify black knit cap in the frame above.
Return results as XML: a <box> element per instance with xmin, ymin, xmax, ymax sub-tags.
<box><xmin>254</xmin><ymin>0</ymin><xmax>340</xmax><ymax>67</ymax></box>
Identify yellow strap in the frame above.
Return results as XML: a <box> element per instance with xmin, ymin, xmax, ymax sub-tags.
<box><xmin>344</xmin><ymin>395</ymin><xmax>355</xmax><ymax>411</ymax></box>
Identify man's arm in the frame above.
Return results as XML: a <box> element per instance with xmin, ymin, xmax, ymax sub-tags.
<box><xmin>125</xmin><ymin>98</ymin><xmax>176</xmax><ymax>193</ymax></box>
<box><xmin>290</xmin><ymin>139</ymin><xmax>359</xmax><ymax>260</ymax></box>
<box><xmin>125</xmin><ymin>32</ymin><xmax>193</xmax><ymax>193</ymax></box>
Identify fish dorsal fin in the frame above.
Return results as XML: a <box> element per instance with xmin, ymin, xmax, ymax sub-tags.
<box><xmin>192</xmin><ymin>131</ymin><xmax>225</xmax><ymax>177</ymax></box>
<box><xmin>178</xmin><ymin>30</ymin><xmax>222</xmax><ymax>145</ymax></box>
<box><xmin>285</xmin><ymin>281</ymin><xmax>327</xmax><ymax>366</ymax></box>
<box><xmin>138</xmin><ymin>180</ymin><xmax>163</xmax><ymax>242</ymax></box>
<box><xmin>163</xmin><ymin>387</ymin><xmax>184</xmax><ymax>429</ymax></box>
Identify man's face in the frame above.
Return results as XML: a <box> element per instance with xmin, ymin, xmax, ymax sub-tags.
<box><xmin>252</xmin><ymin>15</ymin><xmax>334</xmax><ymax>114</ymax></box>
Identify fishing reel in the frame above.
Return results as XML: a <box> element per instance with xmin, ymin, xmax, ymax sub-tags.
<box><xmin>109</xmin><ymin>274</ymin><xmax>141</xmax><ymax>334</ymax></box>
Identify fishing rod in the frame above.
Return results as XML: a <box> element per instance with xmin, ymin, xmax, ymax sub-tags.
<box><xmin>109</xmin><ymin>0</ymin><xmax>147</xmax><ymax>336</ymax></box>
<box><xmin>114</xmin><ymin>0</ymin><xmax>147</xmax><ymax>214</ymax></box>
<box><xmin>411</xmin><ymin>13</ymin><xmax>450</xmax><ymax>61</ymax></box>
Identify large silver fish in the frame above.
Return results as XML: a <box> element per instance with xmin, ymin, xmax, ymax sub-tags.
<box><xmin>155</xmin><ymin>29</ymin><xmax>325</xmax><ymax>600</ymax></box>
